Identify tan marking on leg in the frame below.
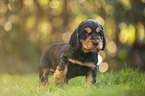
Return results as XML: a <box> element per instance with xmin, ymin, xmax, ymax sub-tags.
<box><xmin>53</xmin><ymin>65</ymin><xmax>68</xmax><ymax>85</ymax></box>
<box><xmin>49</xmin><ymin>68</ymin><xmax>54</xmax><ymax>72</ymax></box>
<box><xmin>42</xmin><ymin>68</ymin><xmax>49</xmax><ymax>77</ymax></box>
<box><xmin>39</xmin><ymin>68</ymin><xmax>49</xmax><ymax>88</ymax></box>
<box><xmin>86</xmin><ymin>71</ymin><xmax>93</xmax><ymax>85</ymax></box>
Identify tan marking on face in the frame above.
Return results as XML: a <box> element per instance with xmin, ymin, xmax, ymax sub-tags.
<box><xmin>85</xmin><ymin>27</ymin><xmax>92</xmax><ymax>33</ymax></box>
<box><xmin>80</xmin><ymin>36</ymin><xmax>103</xmax><ymax>52</ymax></box>
<box><xmin>53</xmin><ymin>65</ymin><xmax>67</xmax><ymax>85</ymax></box>
<box><xmin>96</xmin><ymin>27</ymin><xmax>100</xmax><ymax>33</ymax></box>
<box><xmin>80</xmin><ymin>36</ymin><xmax>93</xmax><ymax>49</ymax></box>
<box><xmin>68</xmin><ymin>58</ymin><xmax>96</xmax><ymax>69</ymax></box>
<box><xmin>86</xmin><ymin>71</ymin><xmax>93</xmax><ymax>85</ymax></box>
<box><xmin>80</xmin><ymin>36</ymin><xmax>98</xmax><ymax>53</ymax></box>
<box><xmin>97</xmin><ymin>37</ymin><xmax>103</xmax><ymax>49</ymax></box>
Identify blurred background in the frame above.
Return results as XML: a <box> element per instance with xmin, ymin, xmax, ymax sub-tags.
<box><xmin>0</xmin><ymin>0</ymin><xmax>145</xmax><ymax>74</ymax></box>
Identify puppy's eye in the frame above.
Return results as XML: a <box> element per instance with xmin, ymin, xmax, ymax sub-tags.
<box><xmin>85</xmin><ymin>27</ymin><xmax>92</xmax><ymax>33</ymax></box>
<box><xmin>96</xmin><ymin>27</ymin><xmax>100</xmax><ymax>33</ymax></box>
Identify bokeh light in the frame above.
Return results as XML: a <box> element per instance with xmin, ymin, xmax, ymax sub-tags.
<box><xmin>38</xmin><ymin>0</ymin><xmax>49</xmax><ymax>7</ymax></box>
<box><xmin>49</xmin><ymin>0</ymin><xmax>60</xmax><ymax>9</ymax></box>
<box><xmin>0</xmin><ymin>1</ymin><xmax>7</xmax><ymax>14</ymax></box>
<box><xmin>62</xmin><ymin>32</ymin><xmax>71</xmax><ymax>42</ymax></box>
<box><xmin>141</xmin><ymin>0</ymin><xmax>145</xmax><ymax>3</ymax></box>
<box><xmin>107</xmin><ymin>40</ymin><xmax>117</xmax><ymax>56</ymax></box>
<box><xmin>25</xmin><ymin>16</ymin><xmax>35</xmax><ymax>30</ymax></box>
<box><xmin>8</xmin><ymin>15</ymin><xmax>19</xmax><ymax>23</ymax></box>
<box><xmin>99</xmin><ymin>51</ymin><xmax>106</xmax><ymax>60</ymax></box>
<box><xmin>119</xmin><ymin>23</ymin><xmax>136</xmax><ymax>45</ymax></box>
<box><xmin>95</xmin><ymin>16</ymin><xmax>105</xmax><ymax>26</ymax></box>
<box><xmin>24</xmin><ymin>0</ymin><xmax>33</xmax><ymax>6</ymax></box>
<box><xmin>75</xmin><ymin>14</ymin><xmax>87</xmax><ymax>25</ymax></box>
<box><xmin>127</xmin><ymin>24</ymin><xmax>136</xmax><ymax>45</ymax></box>
<box><xmin>38</xmin><ymin>17</ymin><xmax>52</xmax><ymax>40</ymax></box>
<box><xmin>136</xmin><ymin>22</ymin><xmax>144</xmax><ymax>41</ymax></box>
<box><xmin>105</xmin><ymin>5</ymin><xmax>114</xmax><ymax>15</ymax></box>
<box><xmin>119</xmin><ymin>23</ymin><xmax>128</xmax><ymax>44</ymax></box>
<box><xmin>97</xmin><ymin>55</ymin><xmax>103</xmax><ymax>65</ymax></box>
<box><xmin>4</xmin><ymin>21</ymin><xmax>12</xmax><ymax>32</ymax></box>
<box><xmin>99</xmin><ymin>62</ymin><xmax>109</xmax><ymax>73</ymax></box>
<box><xmin>119</xmin><ymin>0</ymin><xmax>131</xmax><ymax>10</ymax></box>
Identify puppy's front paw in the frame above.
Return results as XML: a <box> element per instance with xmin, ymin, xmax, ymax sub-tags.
<box><xmin>53</xmin><ymin>66</ymin><xmax>67</xmax><ymax>85</ymax></box>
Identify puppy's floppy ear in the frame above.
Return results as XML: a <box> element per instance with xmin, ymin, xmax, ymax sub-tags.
<box><xmin>100</xmin><ymin>25</ymin><xmax>106</xmax><ymax>50</ymax></box>
<box><xmin>69</xmin><ymin>29</ymin><xmax>79</xmax><ymax>48</ymax></box>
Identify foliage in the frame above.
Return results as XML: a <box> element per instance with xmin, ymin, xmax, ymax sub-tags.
<box><xmin>0</xmin><ymin>0</ymin><xmax>145</xmax><ymax>74</ymax></box>
<box><xmin>0</xmin><ymin>69</ymin><xmax>145</xmax><ymax>96</ymax></box>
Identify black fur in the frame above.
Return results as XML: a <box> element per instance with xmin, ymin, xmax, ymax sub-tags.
<box><xmin>39</xmin><ymin>19</ymin><xmax>106</xmax><ymax>87</ymax></box>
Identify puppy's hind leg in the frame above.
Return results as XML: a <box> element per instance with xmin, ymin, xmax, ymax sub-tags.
<box><xmin>39</xmin><ymin>68</ymin><xmax>49</xmax><ymax>88</ymax></box>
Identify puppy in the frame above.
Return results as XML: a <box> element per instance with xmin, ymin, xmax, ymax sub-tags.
<box><xmin>39</xmin><ymin>19</ymin><xmax>106</xmax><ymax>87</ymax></box>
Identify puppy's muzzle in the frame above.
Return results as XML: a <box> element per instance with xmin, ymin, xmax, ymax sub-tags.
<box><xmin>81</xmin><ymin>36</ymin><xmax>103</xmax><ymax>53</ymax></box>
<box><xmin>92</xmin><ymin>41</ymin><xmax>99</xmax><ymax>47</ymax></box>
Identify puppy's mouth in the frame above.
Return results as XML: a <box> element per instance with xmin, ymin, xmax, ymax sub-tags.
<box><xmin>80</xmin><ymin>36</ymin><xmax>103</xmax><ymax>53</ymax></box>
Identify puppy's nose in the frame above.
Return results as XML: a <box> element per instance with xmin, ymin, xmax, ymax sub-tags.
<box><xmin>93</xmin><ymin>41</ymin><xmax>99</xmax><ymax>46</ymax></box>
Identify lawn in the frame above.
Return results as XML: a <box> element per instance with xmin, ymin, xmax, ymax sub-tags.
<box><xmin>0</xmin><ymin>69</ymin><xmax>145</xmax><ymax>96</ymax></box>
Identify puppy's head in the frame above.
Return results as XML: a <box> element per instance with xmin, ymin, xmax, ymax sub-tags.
<box><xmin>69</xmin><ymin>19</ymin><xmax>106</xmax><ymax>53</ymax></box>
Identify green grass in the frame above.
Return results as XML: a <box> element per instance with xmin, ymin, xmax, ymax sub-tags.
<box><xmin>0</xmin><ymin>69</ymin><xmax>145</xmax><ymax>96</ymax></box>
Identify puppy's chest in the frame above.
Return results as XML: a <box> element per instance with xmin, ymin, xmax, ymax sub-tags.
<box><xmin>67</xmin><ymin>56</ymin><xmax>96</xmax><ymax>69</ymax></box>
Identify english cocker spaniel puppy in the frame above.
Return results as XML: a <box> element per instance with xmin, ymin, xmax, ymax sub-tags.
<box><xmin>39</xmin><ymin>19</ymin><xmax>106</xmax><ymax>87</ymax></box>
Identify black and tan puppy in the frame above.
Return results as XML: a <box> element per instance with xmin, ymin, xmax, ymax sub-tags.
<box><xmin>39</xmin><ymin>19</ymin><xmax>106</xmax><ymax>87</ymax></box>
